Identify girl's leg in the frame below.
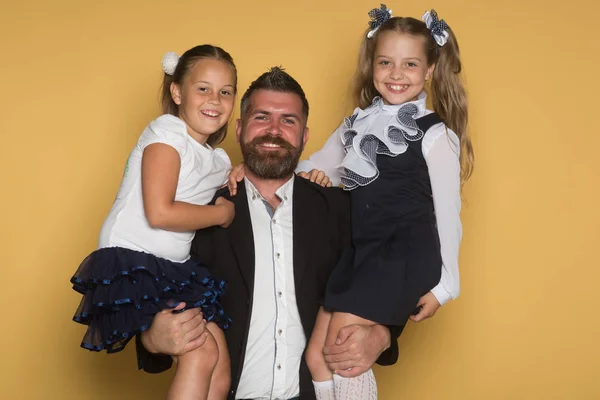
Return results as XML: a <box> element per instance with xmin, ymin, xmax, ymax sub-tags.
<box><xmin>167</xmin><ymin>327</ymin><xmax>219</xmax><ymax>400</ymax></box>
<box><xmin>326</xmin><ymin>312</ymin><xmax>378</xmax><ymax>400</ymax></box>
<box><xmin>206</xmin><ymin>323</ymin><xmax>231</xmax><ymax>400</ymax></box>
<box><xmin>306</xmin><ymin>307</ymin><xmax>335</xmax><ymax>400</ymax></box>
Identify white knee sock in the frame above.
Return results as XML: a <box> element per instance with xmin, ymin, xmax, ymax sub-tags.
<box><xmin>313</xmin><ymin>379</ymin><xmax>335</xmax><ymax>400</ymax></box>
<box><xmin>333</xmin><ymin>369</ymin><xmax>377</xmax><ymax>400</ymax></box>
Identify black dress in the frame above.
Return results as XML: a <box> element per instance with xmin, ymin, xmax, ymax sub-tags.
<box><xmin>324</xmin><ymin>113</ymin><xmax>443</xmax><ymax>326</ymax></box>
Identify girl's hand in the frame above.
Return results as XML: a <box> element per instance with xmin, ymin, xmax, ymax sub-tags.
<box><xmin>215</xmin><ymin>197</ymin><xmax>235</xmax><ymax>228</ymax></box>
<box><xmin>228</xmin><ymin>163</ymin><xmax>246</xmax><ymax>196</ymax></box>
<box><xmin>297</xmin><ymin>169</ymin><xmax>332</xmax><ymax>187</ymax></box>
<box><xmin>409</xmin><ymin>291</ymin><xmax>441</xmax><ymax>323</ymax></box>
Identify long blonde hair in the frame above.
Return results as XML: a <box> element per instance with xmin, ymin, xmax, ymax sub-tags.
<box><xmin>353</xmin><ymin>16</ymin><xmax>474</xmax><ymax>181</ymax></box>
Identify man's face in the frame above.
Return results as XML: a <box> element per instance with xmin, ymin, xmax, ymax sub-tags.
<box><xmin>236</xmin><ymin>89</ymin><xmax>309</xmax><ymax>179</ymax></box>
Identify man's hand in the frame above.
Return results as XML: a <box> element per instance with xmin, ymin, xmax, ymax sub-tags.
<box><xmin>409</xmin><ymin>291</ymin><xmax>441</xmax><ymax>323</ymax></box>
<box><xmin>323</xmin><ymin>324</ymin><xmax>391</xmax><ymax>377</ymax></box>
<box><xmin>140</xmin><ymin>302</ymin><xmax>208</xmax><ymax>356</ymax></box>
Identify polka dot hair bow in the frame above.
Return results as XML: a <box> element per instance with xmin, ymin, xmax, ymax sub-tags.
<box><xmin>367</xmin><ymin>4</ymin><xmax>393</xmax><ymax>39</ymax></box>
<box><xmin>422</xmin><ymin>9</ymin><xmax>449</xmax><ymax>47</ymax></box>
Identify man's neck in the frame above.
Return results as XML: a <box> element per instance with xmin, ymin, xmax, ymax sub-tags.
<box><xmin>245</xmin><ymin>170</ymin><xmax>293</xmax><ymax>210</ymax></box>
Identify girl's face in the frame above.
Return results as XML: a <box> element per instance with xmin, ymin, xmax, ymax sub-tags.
<box><xmin>372</xmin><ymin>31</ymin><xmax>434</xmax><ymax>105</ymax></box>
<box><xmin>171</xmin><ymin>58</ymin><xmax>235</xmax><ymax>144</ymax></box>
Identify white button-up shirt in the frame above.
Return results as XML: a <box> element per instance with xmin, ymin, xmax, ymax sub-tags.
<box><xmin>235</xmin><ymin>176</ymin><xmax>306</xmax><ymax>400</ymax></box>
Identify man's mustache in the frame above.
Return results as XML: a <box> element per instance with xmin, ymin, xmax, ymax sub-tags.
<box><xmin>248</xmin><ymin>135</ymin><xmax>295</xmax><ymax>151</ymax></box>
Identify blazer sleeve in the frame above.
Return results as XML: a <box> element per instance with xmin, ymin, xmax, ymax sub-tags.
<box><xmin>375</xmin><ymin>325</ymin><xmax>401</xmax><ymax>366</ymax></box>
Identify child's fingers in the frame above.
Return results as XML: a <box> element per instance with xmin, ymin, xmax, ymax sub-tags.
<box><xmin>410</xmin><ymin>302</ymin><xmax>435</xmax><ymax>323</ymax></box>
<box><xmin>227</xmin><ymin>164</ymin><xmax>246</xmax><ymax>195</ymax></box>
<box><xmin>314</xmin><ymin>171</ymin><xmax>326</xmax><ymax>185</ymax></box>
<box><xmin>227</xmin><ymin>177</ymin><xmax>238</xmax><ymax>196</ymax></box>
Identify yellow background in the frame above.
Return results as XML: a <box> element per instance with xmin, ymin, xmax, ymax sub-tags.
<box><xmin>1</xmin><ymin>0</ymin><xmax>598</xmax><ymax>398</ymax></box>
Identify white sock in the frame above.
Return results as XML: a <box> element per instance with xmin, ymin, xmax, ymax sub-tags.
<box><xmin>313</xmin><ymin>379</ymin><xmax>336</xmax><ymax>400</ymax></box>
<box><xmin>333</xmin><ymin>369</ymin><xmax>377</xmax><ymax>400</ymax></box>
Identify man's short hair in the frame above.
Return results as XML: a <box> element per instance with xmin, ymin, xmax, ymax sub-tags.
<box><xmin>240</xmin><ymin>66</ymin><xmax>309</xmax><ymax>121</ymax></box>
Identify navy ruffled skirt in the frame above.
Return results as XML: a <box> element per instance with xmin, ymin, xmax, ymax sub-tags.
<box><xmin>70</xmin><ymin>247</ymin><xmax>231</xmax><ymax>353</ymax></box>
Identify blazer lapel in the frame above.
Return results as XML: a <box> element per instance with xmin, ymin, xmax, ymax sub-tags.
<box><xmin>226</xmin><ymin>182</ymin><xmax>256</xmax><ymax>292</ymax></box>
<box><xmin>292</xmin><ymin>178</ymin><xmax>316</xmax><ymax>290</ymax></box>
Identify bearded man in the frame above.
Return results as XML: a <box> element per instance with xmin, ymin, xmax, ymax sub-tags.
<box><xmin>136</xmin><ymin>67</ymin><xmax>398</xmax><ymax>400</ymax></box>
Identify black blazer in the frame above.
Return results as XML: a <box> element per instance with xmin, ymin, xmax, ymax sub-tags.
<box><xmin>137</xmin><ymin>177</ymin><xmax>400</xmax><ymax>399</ymax></box>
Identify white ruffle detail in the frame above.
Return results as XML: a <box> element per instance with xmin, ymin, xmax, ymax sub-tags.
<box><xmin>337</xmin><ymin>93</ymin><xmax>429</xmax><ymax>189</ymax></box>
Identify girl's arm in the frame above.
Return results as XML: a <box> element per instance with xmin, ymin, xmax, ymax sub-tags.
<box><xmin>424</xmin><ymin>125</ymin><xmax>462</xmax><ymax>306</ymax></box>
<box><xmin>296</xmin><ymin>122</ymin><xmax>346</xmax><ymax>187</ymax></box>
<box><xmin>142</xmin><ymin>143</ymin><xmax>234</xmax><ymax>232</ymax></box>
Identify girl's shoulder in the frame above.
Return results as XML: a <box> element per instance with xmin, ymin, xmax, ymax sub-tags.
<box><xmin>421</xmin><ymin>115</ymin><xmax>460</xmax><ymax>156</ymax></box>
<box><xmin>137</xmin><ymin>114</ymin><xmax>189</xmax><ymax>152</ymax></box>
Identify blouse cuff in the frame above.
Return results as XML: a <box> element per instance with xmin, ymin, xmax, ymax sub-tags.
<box><xmin>431</xmin><ymin>283</ymin><xmax>452</xmax><ymax>306</ymax></box>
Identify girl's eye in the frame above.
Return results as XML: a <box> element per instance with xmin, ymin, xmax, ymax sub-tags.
<box><xmin>220</xmin><ymin>90</ymin><xmax>232</xmax><ymax>96</ymax></box>
<box><xmin>198</xmin><ymin>87</ymin><xmax>208</xmax><ymax>92</ymax></box>
<box><xmin>379</xmin><ymin>60</ymin><xmax>391</xmax><ymax>66</ymax></box>
<box><xmin>407</xmin><ymin>62</ymin><xmax>417</xmax><ymax>68</ymax></box>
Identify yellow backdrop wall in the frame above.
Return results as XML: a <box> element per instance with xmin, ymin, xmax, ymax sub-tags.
<box><xmin>1</xmin><ymin>0</ymin><xmax>599</xmax><ymax>399</ymax></box>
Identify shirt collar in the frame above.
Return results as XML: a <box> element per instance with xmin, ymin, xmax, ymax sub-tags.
<box><xmin>244</xmin><ymin>175</ymin><xmax>295</xmax><ymax>204</ymax></box>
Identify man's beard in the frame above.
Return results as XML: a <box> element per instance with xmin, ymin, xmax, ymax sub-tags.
<box><xmin>241</xmin><ymin>134</ymin><xmax>303</xmax><ymax>180</ymax></box>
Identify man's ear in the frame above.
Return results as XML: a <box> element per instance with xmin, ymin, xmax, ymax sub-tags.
<box><xmin>302</xmin><ymin>126</ymin><xmax>310</xmax><ymax>147</ymax></box>
<box><xmin>170</xmin><ymin>82</ymin><xmax>182</xmax><ymax>105</ymax></box>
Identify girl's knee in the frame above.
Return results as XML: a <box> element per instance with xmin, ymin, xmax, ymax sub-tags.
<box><xmin>177</xmin><ymin>331</ymin><xmax>219</xmax><ymax>371</ymax></box>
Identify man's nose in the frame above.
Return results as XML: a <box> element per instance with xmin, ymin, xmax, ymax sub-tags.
<box><xmin>266</xmin><ymin>119</ymin><xmax>281</xmax><ymax>135</ymax></box>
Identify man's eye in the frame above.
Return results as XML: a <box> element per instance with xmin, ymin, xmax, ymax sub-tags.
<box><xmin>198</xmin><ymin>87</ymin><xmax>208</xmax><ymax>92</ymax></box>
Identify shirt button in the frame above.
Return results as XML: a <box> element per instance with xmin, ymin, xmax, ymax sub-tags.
<box><xmin>277</xmin><ymin>364</ymin><xmax>281</xmax><ymax>370</ymax></box>
<box><xmin>276</xmin><ymin>252</ymin><xmax>281</xmax><ymax>259</ymax></box>
<box><xmin>272</xmin><ymin>219</ymin><xmax>277</xmax><ymax>224</ymax></box>
<box><xmin>278</xmin><ymin>329</ymin><xmax>283</xmax><ymax>335</ymax></box>
<box><xmin>284</xmin><ymin>196</ymin><xmax>288</xmax><ymax>201</ymax></box>
<box><xmin>278</xmin><ymin>291</ymin><xmax>282</xmax><ymax>297</ymax></box>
